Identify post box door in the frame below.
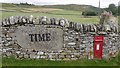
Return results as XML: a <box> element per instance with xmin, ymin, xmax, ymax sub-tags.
<box><xmin>93</xmin><ymin>36</ymin><xmax>104</xmax><ymax>59</ymax></box>
<box><xmin>94</xmin><ymin>42</ymin><xmax>103</xmax><ymax>59</ymax></box>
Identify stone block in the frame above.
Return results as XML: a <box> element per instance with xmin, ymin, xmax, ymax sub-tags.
<box><xmin>37</xmin><ymin>51</ymin><xmax>44</xmax><ymax>55</ymax></box>
<box><xmin>16</xmin><ymin>51</ymin><xmax>21</xmax><ymax>54</ymax></box>
<box><xmin>24</xmin><ymin>54</ymin><xmax>29</xmax><ymax>58</ymax></box>
<box><xmin>6</xmin><ymin>52</ymin><xmax>12</xmax><ymax>56</ymax></box>
<box><xmin>68</xmin><ymin>42</ymin><xmax>76</xmax><ymax>46</ymax></box>
<box><xmin>71</xmin><ymin>58</ymin><xmax>77</xmax><ymax>60</ymax></box>
<box><xmin>35</xmin><ymin>55</ymin><xmax>40</xmax><ymax>59</ymax></box>
<box><xmin>65</xmin><ymin>55</ymin><xmax>71</xmax><ymax>58</ymax></box>
<box><xmin>49</xmin><ymin>58</ymin><xmax>56</xmax><ymax>61</ymax></box>
<box><xmin>33</xmin><ymin>17</ymin><xmax>39</xmax><ymax>24</ymax></box>
<box><xmin>30</xmin><ymin>53</ymin><xmax>36</xmax><ymax>59</ymax></box>
<box><xmin>59</xmin><ymin>55</ymin><xmax>64</xmax><ymax>59</ymax></box>
<box><xmin>28</xmin><ymin>15</ymin><xmax>33</xmax><ymax>24</ymax></box>
<box><xmin>2</xmin><ymin>20</ymin><xmax>7</xmax><ymax>26</ymax></box>
<box><xmin>10</xmin><ymin>16</ymin><xmax>15</xmax><ymax>25</ymax></box>
<box><xmin>5</xmin><ymin>18</ymin><xmax>10</xmax><ymax>26</ymax></box>
<box><xmin>40</xmin><ymin>56</ymin><xmax>46</xmax><ymax>59</ymax></box>
<box><xmin>22</xmin><ymin>17</ymin><xmax>28</xmax><ymax>24</ymax></box>
<box><xmin>59</xmin><ymin>19</ymin><xmax>65</xmax><ymax>27</ymax></box>
<box><xmin>64</xmin><ymin>19</ymin><xmax>69</xmax><ymax>28</ymax></box>
<box><xmin>18</xmin><ymin>54</ymin><xmax>23</xmax><ymax>58</ymax></box>
<box><xmin>48</xmin><ymin>54</ymin><xmax>52</xmax><ymax>59</ymax></box>
<box><xmin>63</xmin><ymin>58</ymin><xmax>70</xmax><ymax>60</ymax></box>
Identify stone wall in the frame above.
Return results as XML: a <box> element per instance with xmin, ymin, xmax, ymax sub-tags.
<box><xmin>1</xmin><ymin>16</ymin><xmax>119</xmax><ymax>60</ymax></box>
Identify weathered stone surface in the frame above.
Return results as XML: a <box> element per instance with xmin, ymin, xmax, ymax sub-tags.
<box><xmin>6</xmin><ymin>52</ymin><xmax>12</xmax><ymax>56</ymax></box>
<box><xmin>9</xmin><ymin>16</ymin><xmax>15</xmax><ymax>25</ymax></box>
<box><xmin>40</xmin><ymin>56</ymin><xmax>46</xmax><ymax>59</ymax></box>
<box><xmin>18</xmin><ymin>54</ymin><xmax>23</xmax><ymax>58</ymax></box>
<box><xmin>33</xmin><ymin>16</ymin><xmax>40</xmax><ymax>24</ymax></box>
<box><xmin>59</xmin><ymin>19</ymin><xmax>65</xmax><ymax>27</ymax></box>
<box><xmin>24</xmin><ymin>54</ymin><xmax>29</xmax><ymax>58</ymax></box>
<box><xmin>30</xmin><ymin>52</ymin><xmax>36</xmax><ymax>59</ymax></box>
<box><xmin>14</xmin><ymin>25</ymin><xmax>63</xmax><ymax>51</ymax></box>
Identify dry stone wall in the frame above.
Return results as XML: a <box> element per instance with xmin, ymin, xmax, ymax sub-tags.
<box><xmin>0</xmin><ymin>15</ymin><xmax>119</xmax><ymax>60</ymax></box>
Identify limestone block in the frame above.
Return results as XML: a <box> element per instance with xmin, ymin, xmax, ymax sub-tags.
<box><xmin>75</xmin><ymin>23</ymin><xmax>81</xmax><ymax>31</ymax></box>
<box><xmin>57</xmin><ymin>50</ymin><xmax>63</xmax><ymax>53</ymax></box>
<box><xmin>14</xmin><ymin>16</ymin><xmax>19</xmax><ymax>24</ymax></box>
<box><xmin>104</xmin><ymin>25</ymin><xmax>111</xmax><ymax>32</ymax></box>
<box><xmin>2</xmin><ymin>20</ymin><xmax>7</xmax><ymax>26</ymax></box>
<box><xmin>24</xmin><ymin>54</ymin><xmax>29</xmax><ymax>58</ymax></box>
<box><xmin>18</xmin><ymin>16</ymin><xmax>23</xmax><ymax>24</ymax></box>
<box><xmin>6</xmin><ymin>18</ymin><xmax>10</xmax><ymax>26</ymax></box>
<box><xmin>71</xmin><ymin>58</ymin><xmax>77</xmax><ymax>60</ymax></box>
<box><xmin>71</xmin><ymin>55</ymin><xmax>74</xmax><ymax>58</ymax></box>
<box><xmin>10</xmin><ymin>16</ymin><xmax>15</xmax><ymax>25</ymax></box>
<box><xmin>30</xmin><ymin>53</ymin><xmax>36</xmax><ymax>59</ymax></box>
<box><xmin>37</xmin><ymin>51</ymin><xmax>44</xmax><ymax>55</ymax></box>
<box><xmin>14</xmin><ymin>25</ymin><xmax>63</xmax><ymax>51</ymax></box>
<box><xmin>64</xmin><ymin>19</ymin><xmax>69</xmax><ymax>27</ymax></box>
<box><xmin>18</xmin><ymin>54</ymin><xmax>23</xmax><ymax>58</ymax></box>
<box><xmin>63</xmin><ymin>58</ymin><xmax>70</xmax><ymax>60</ymax></box>
<box><xmin>65</xmin><ymin>55</ymin><xmax>71</xmax><ymax>58</ymax></box>
<box><xmin>6</xmin><ymin>52</ymin><xmax>12</xmax><ymax>56</ymax></box>
<box><xmin>16</xmin><ymin>51</ymin><xmax>21</xmax><ymax>54</ymax></box>
<box><xmin>48</xmin><ymin>54</ymin><xmax>52</xmax><ymax>59</ymax></box>
<box><xmin>4</xmin><ymin>42</ymin><xmax>11</xmax><ymax>46</ymax></box>
<box><xmin>40</xmin><ymin>16</ymin><xmax>47</xmax><ymax>25</ymax></box>
<box><xmin>59</xmin><ymin>19</ymin><xmax>65</xmax><ymax>27</ymax></box>
<box><xmin>59</xmin><ymin>55</ymin><xmax>64</xmax><ymax>59</ymax></box>
<box><xmin>22</xmin><ymin>17</ymin><xmax>27</xmax><ymax>23</ymax></box>
<box><xmin>6</xmin><ymin>37</ymin><xmax>12</xmax><ymax>41</ymax></box>
<box><xmin>33</xmin><ymin>17</ymin><xmax>40</xmax><ymax>24</ymax></box>
<box><xmin>50</xmin><ymin>18</ymin><xmax>55</xmax><ymax>25</ymax></box>
<box><xmin>68</xmin><ymin>42</ymin><xmax>76</xmax><ymax>46</ymax></box>
<box><xmin>40</xmin><ymin>56</ymin><xmax>46</xmax><ymax>59</ymax></box>
<box><xmin>64</xmin><ymin>36</ymin><xmax>69</xmax><ymax>41</ymax></box>
<box><xmin>36</xmin><ymin>55</ymin><xmax>40</xmax><ymax>59</ymax></box>
<box><xmin>29</xmin><ymin>15</ymin><xmax>33</xmax><ymax>24</ymax></box>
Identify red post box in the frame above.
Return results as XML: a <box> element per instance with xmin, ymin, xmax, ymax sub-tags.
<box><xmin>93</xmin><ymin>36</ymin><xmax>104</xmax><ymax>59</ymax></box>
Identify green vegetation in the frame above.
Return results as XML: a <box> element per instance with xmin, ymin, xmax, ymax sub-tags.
<box><xmin>118</xmin><ymin>5</ymin><xmax>120</xmax><ymax>16</ymax></box>
<box><xmin>2</xmin><ymin>55</ymin><xmax>120</xmax><ymax>66</ymax></box>
<box><xmin>2</xmin><ymin>52</ymin><xmax>120</xmax><ymax>66</ymax></box>
<box><xmin>104</xmin><ymin>4</ymin><xmax>119</xmax><ymax>16</ymax></box>
<box><xmin>42</xmin><ymin>4</ymin><xmax>101</xmax><ymax>12</ymax></box>
<box><xmin>0</xmin><ymin>3</ymin><xmax>99</xmax><ymax>23</ymax></box>
<box><xmin>118</xmin><ymin>16</ymin><xmax>120</xmax><ymax>24</ymax></box>
<box><xmin>0</xmin><ymin>3</ymin><xmax>37</xmax><ymax>8</ymax></box>
<box><xmin>0</xmin><ymin>56</ymin><xmax>2</xmax><ymax>67</ymax></box>
<box><xmin>20</xmin><ymin>2</ymin><xmax>34</xmax><ymax>6</ymax></box>
<box><xmin>82</xmin><ymin>11</ymin><xmax>98</xmax><ymax>16</ymax></box>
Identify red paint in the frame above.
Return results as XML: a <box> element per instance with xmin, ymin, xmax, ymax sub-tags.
<box><xmin>94</xmin><ymin>36</ymin><xmax>104</xmax><ymax>59</ymax></box>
